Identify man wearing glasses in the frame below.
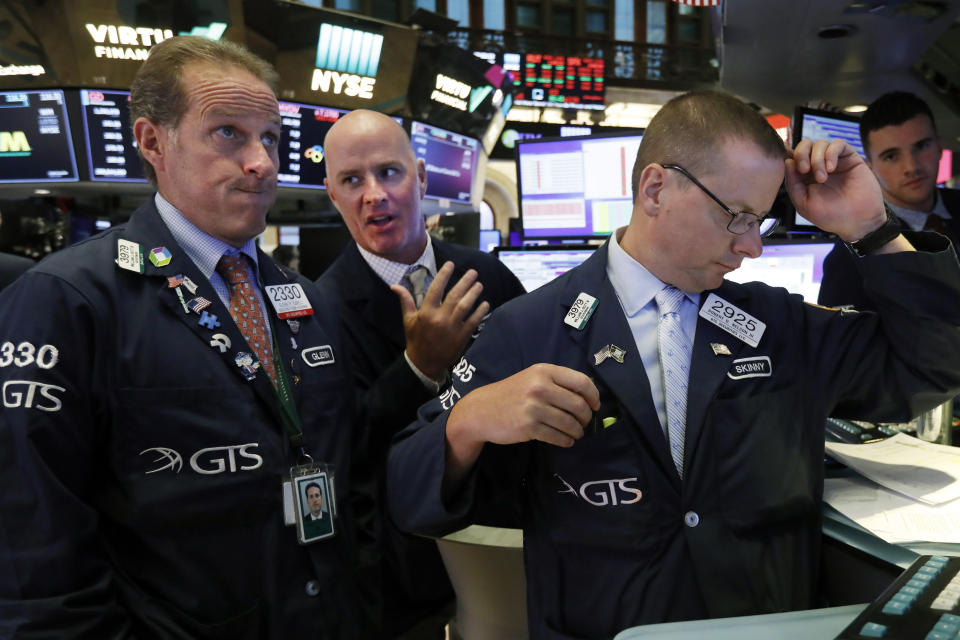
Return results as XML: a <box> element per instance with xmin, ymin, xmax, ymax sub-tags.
<box><xmin>386</xmin><ymin>91</ymin><xmax>960</xmax><ymax>639</ymax></box>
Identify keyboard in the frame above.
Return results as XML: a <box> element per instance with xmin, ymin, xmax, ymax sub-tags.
<box><xmin>835</xmin><ymin>555</ymin><xmax>960</xmax><ymax>639</ymax></box>
<box><xmin>825</xmin><ymin>417</ymin><xmax>899</xmax><ymax>444</ymax></box>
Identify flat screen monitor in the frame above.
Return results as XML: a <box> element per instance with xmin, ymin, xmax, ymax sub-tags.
<box><xmin>79</xmin><ymin>89</ymin><xmax>146</xmax><ymax>183</ymax></box>
<box><xmin>516</xmin><ymin>131</ymin><xmax>643</xmax><ymax>239</ymax></box>
<box><xmin>0</xmin><ymin>89</ymin><xmax>78</xmax><ymax>184</ymax></box>
<box><xmin>277</xmin><ymin>102</ymin><xmax>348</xmax><ymax>190</ymax></box>
<box><xmin>791</xmin><ymin>107</ymin><xmax>864</xmax><ymax>232</ymax></box>
<box><xmin>411</xmin><ymin>120</ymin><xmax>478</xmax><ymax>204</ymax></box>
<box><xmin>723</xmin><ymin>238</ymin><xmax>835</xmax><ymax>303</ymax></box>
<box><xmin>494</xmin><ymin>244</ymin><xmax>597</xmax><ymax>291</ymax></box>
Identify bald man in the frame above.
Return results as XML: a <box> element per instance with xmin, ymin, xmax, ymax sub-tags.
<box><xmin>314</xmin><ymin>110</ymin><xmax>525</xmax><ymax>638</ymax></box>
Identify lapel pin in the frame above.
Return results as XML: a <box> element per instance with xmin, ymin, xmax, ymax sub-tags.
<box><xmin>167</xmin><ymin>274</ymin><xmax>184</xmax><ymax>289</ymax></box>
<box><xmin>187</xmin><ymin>296</ymin><xmax>212</xmax><ymax>314</ymax></box>
<box><xmin>608</xmin><ymin>344</ymin><xmax>627</xmax><ymax>363</ymax></box>
<box><xmin>149</xmin><ymin>246</ymin><xmax>172</xmax><ymax>267</ymax></box>
<box><xmin>181</xmin><ymin>276</ymin><xmax>198</xmax><ymax>295</ymax></box>
<box><xmin>234</xmin><ymin>352</ymin><xmax>260</xmax><ymax>380</ymax></box>
<box><xmin>198</xmin><ymin>311</ymin><xmax>220</xmax><ymax>330</ymax></box>
<box><xmin>594</xmin><ymin>346</ymin><xmax>610</xmax><ymax>366</ymax></box>
<box><xmin>210</xmin><ymin>333</ymin><xmax>231</xmax><ymax>353</ymax></box>
<box><xmin>173</xmin><ymin>286</ymin><xmax>190</xmax><ymax>314</ymax></box>
<box><xmin>711</xmin><ymin>342</ymin><xmax>732</xmax><ymax>356</ymax></box>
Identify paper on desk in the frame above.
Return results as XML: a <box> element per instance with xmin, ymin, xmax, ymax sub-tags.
<box><xmin>824</xmin><ymin>475</ymin><xmax>960</xmax><ymax>544</ymax></box>
<box><xmin>824</xmin><ymin>432</ymin><xmax>960</xmax><ymax>505</ymax></box>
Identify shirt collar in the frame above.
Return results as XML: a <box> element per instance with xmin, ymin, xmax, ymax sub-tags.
<box><xmin>606</xmin><ymin>227</ymin><xmax>696</xmax><ymax>315</ymax></box>
<box><xmin>357</xmin><ymin>234</ymin><xmax>437</xmax><ymax>287</ymax></box>
<box><xmin>887</xmin><ymin>190</ymin><xmax>952</xmax><ymax>232</ymax></box>
<box><xmin>154</xmin><ymin>193</ymin><xmax>260</xmax><ymax>280</ymax></box>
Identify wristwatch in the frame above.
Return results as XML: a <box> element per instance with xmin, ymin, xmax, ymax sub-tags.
<box><xmin>847</xmin><ymin>205</ymin><xmax>901</xmax><ymax>257</ymax></box>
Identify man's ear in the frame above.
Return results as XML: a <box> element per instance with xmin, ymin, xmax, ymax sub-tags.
<box><xmin>637</xmin><ymin>163</ymin><xmax>667</xmax><ymax>216</ymax></box>
<box><xmin>133</xmin><ymin>117</ymin><xmax>165</xmax><ymax>175</ymax></box>
<box><xmin>416</xmin><ymin>157</ymin><xmax>427</xmax><ymax>199</ymax></box>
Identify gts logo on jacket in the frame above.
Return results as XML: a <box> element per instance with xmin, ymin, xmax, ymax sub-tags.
<box><xmin>554</xmin><ymin>473</ymin><xmax>643</xmax><ymax>507</ymax></box>
<box><xmin>140</xmin><ymin>443</ymin><xmax>263</xmax><ymax>475</ymax></box>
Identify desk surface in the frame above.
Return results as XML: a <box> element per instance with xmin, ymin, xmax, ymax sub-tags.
<box><xmin>614</xmin><ymin>604</ymin><xmax>866</xmax><ymax>640</ymax></box>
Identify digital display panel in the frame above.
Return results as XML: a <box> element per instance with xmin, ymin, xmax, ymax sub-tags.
<box><xmin>793</xmin><ymin>107</ymin><xmax>865</xmax><ymax>159</ymax></box>
<box><xmin>0</xmin><ymin>89</ymin><xmax>78</xmax><ymax>183</ymax></box>
<box><xmin>80</xmin><ymin>88</ymin><xmax>145</xmax><ymax>182</ymax></box>
<box><xmin>516</xmin><ymin>131</ymin><xmax>643</xmax><ymax>239</ymax></box>
<box><xmin>494</xmin><ymin>245</ymin><xmax>597</xmax><ymax>291</ymax></box>
<box><xmin>476</xmin><ymin>51</ymin><xmax>605</xmax><ymax>110</ymax></box>
<box><xmin>411</xmin><ymin>120</ymin><xmax>478</xmax><ymax>204</ymax></box>
<box><xmin>723</xmin><ymin>239</ymin><xmax>835</xmax><ymax>303</ymax></box>
<box><xmin>277</xmin><ymin>101</ymin><xmax>348</xmax><ymax>190</ymax></box>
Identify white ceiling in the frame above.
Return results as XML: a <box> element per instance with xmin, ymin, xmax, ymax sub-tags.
<box><xmin>716</xmin><ymin>0</ymin><xmax>960</xmax><ymax>151</ymax></box>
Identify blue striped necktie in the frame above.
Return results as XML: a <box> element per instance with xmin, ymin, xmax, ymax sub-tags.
<box><xmin>656</xmin><ymin>285</ymin><xmax>691</xmax><ymax>478</ymax></box>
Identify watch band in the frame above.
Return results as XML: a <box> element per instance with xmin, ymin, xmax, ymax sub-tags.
<box><xmin>847</xmin><ymin>205</ymin><xmax>901</xmax><ymax>257</ymax></box>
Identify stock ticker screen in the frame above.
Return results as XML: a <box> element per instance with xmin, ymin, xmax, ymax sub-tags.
<box><xmin>0</xmin><ymin>90</ymin><xmax>79</xmax><ymax>184</ymax></box>
<box><xmin>80</xmin><ymin>89</ymin><xmax>146</xmax><ymax>182</ymax></box>
<box><xmin>475</xmin><ymin>51</ymin><xmax>605</xmax><ymax>110</ymax></box>
<box><xmin>410</xmin><ymin>120</ymin><xmax>478</xmax><ymax>204</ymax></box>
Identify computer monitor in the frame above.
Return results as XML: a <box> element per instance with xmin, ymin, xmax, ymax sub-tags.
<box><xmin>516</xmin><ymin>131</ymin><xmax>643</xmax><ymax>240</ymax></box>
<box><xmin>0</xmin><ymin>89</ymin><xmax>79</xmax><ymax>184</ymax></box>
<box><xmin>79</xmin><ymin>88</ymin><xmax>146</xmax><ymax>183</ymax></box>
<box><xmin>276</xmin><ymin>102</ymin><xmax>348</xmax><ymax>190</ymax></box>
<box><xmin>410</xmin><ymin>120</ymin><xmax>479</xmax><ymax>204</ymax></box>
<box><xmin>791</xmin><ymin>107</ymin><xmax>864</xmax><ymax>232</ymax></box>
<box><xmin>494</xmin><ymin>244</ymin><xmax>597</xmax><ymax>291</ymax></box>
<box><xmin>723</xmin><ymin>238</ymin><xmax>835</xmax><ymax>303</ymax></box>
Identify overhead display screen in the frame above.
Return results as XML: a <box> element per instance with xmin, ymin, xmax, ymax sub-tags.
<box><xmin>277</xmin><ymin>101</ymin><xmax>348</xmax><ymax>189</ymax></box>
<box><xmin>80</xmin><ymin>88</ymin><xmax>146</xmax><ymax>182</ymax></box>
<box><xmin>0</xmin><ymin>89</ymin><xmax>78</xmax><ymax>184</ymax></box>
<box><xmin>475</xmin><ymin>51</ymin><xmax>605</xmax><ymax>110</ymax></box>
<box><xmin>410</xmin><ymin>120</ymin><xmax>478</xmax><ymax>204</ymax></box>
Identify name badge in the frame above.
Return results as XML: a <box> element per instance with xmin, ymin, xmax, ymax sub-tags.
<box><xmin>264</xmin><ymin>284</ymin><xmax>314</xmax><ymax>319</ymax></box>
<box><xmin>302</xmin><ymin>345</ymin><xmax>335</xmax><ymax>367</ymax></box>
<box><xmin>727</xmin><ymin>356</ymin><xmax>772</xmax><ymax>379</ymax></box>
<box><xmin>116</xmin><ymin>239</ymin><xmax>143</xmax><ymax>273</ymax></box>
<box><xmin>564</xmin><ymin>292</ymin><xmax>598</xmax><ymax>330</ymax></box>
<box><xmin>699</xmin><ymin>293</ymin><xmax>765</xmax><ymax>348</ymax></box>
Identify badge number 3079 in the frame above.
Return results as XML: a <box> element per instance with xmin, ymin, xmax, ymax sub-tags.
<box><xmin>264</xmin><ymin>284</ymin><xmax>314</xmax><ymax>319</ymax></box>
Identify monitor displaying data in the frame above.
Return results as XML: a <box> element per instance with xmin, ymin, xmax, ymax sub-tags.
<box><xmin>277</xmin><ymin>102</ymin><xmax>348</xmax><ymax>190</ymax></box>
<box><xmin>80</xmin><ymin>89</ymin><xmax>146</xmax><ymax>183</ymax></box>
<box><xmin>723</xmin><ymin>239</ymin><xmax>835</xmax><ymax>303</ymax></box>
<box><xmin>0</xmin><ymin>90</ymin><xmax>78</xmax><ymax>184</ymax></box>
<box><xmin>474</xmin><ymin>51</ymin><xmax>605</xmax><ymax>110</ymax></box>
<box><xmin>411</xmin><ymin>120</ymin><xmax>478</xmax><ymax>204</ymax></box>
<box><xmin>494</xmin><ymin>245</ymin><xmax>597</xmax><ymax>291</ymax></box>
<box><xmin>792</xmin><ymin>106</ymin><xmax>865</xmax><ymax>159</ymax></box>
<box><xmin>516</xmin><ymin>131</ymin><xmax>643</xmax><ymax>239</ymax></box>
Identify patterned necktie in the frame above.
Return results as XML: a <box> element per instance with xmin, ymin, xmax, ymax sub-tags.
<box><xmin>216</xmin><ymin>254</ymin><xmax>277</xmax><ymax>387</ymax></box>
<box><xmin>924</xmin><ymin>214</ymin><xmax>948</xmax><ymax>236</ymax></box>
<box><xmin>656</xmin><ymin>285</ymin><xmax>692</xmax><ymax>478</ymax></box>
<box><xmin>402</xmin><ymin>264</ymin><xmax>431</xmax><ymax>309</ymax></box>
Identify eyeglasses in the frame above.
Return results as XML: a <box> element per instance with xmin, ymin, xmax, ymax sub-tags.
<box><xmin>662</xmin><ymin>164</ymin><xmax>779</xmax><ymax>237</ymax></box>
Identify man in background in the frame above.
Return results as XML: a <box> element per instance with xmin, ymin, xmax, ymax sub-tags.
<box><xmin>819</xmin><ymin>90</ymin><xmax>960</xmax><ymax>309</ymax></box>
<box><xmin>0</xmin><ymin>36</ymin><xmax>371</xmax><ymax>638</ymax></box>
<box><xmin>315</xmin><ymin>109</ymin><xmax>525</xmax><ymax>638</ymax></box>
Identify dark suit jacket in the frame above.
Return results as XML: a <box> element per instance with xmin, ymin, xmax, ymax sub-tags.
<box><xmin>819</xmin><ymin>188</ymin><xmax>960</xmax><ymax>310</ymax></box>
<box><xmin>0</xmin><ymin>251</ymin><xmax>34</xmax><ymax>292</ymax></box>
<box><xmin>315</xmin><ymin>238</ymin><xmax>525</xmax><ymax>634</ymax></box>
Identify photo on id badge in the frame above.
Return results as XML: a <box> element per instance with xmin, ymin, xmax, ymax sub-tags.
<box><xmin>295</xmin><ymin>471</ymin><xmax>334</xmax><ymax>543</ymax></box>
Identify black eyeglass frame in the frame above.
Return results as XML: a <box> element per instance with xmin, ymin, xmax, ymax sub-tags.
<box><xmin>661</xmin><ymin>164</ymin><xmax>779</xmax><ymax>237</ymax></box>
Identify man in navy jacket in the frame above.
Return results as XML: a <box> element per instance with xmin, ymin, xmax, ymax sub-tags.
<box><xmin>0</xmin><ymin>36</ymin><xmax>371</xmax><ymax>639</ymax></box>
<box><xmin>316</xmin><ymin>110</ymin><xmax>524</xmax><ymax>638</ymax></box>
<box><xmin>387</xmin><ymin>91</ymin><xmax>960</xmax><ymax>639</ymax></box>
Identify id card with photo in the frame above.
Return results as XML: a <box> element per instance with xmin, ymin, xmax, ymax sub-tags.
<box><xmin>292</xmin><ymin>468</ymin><xmax>335</xmax><ymax>544</ymax></box>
